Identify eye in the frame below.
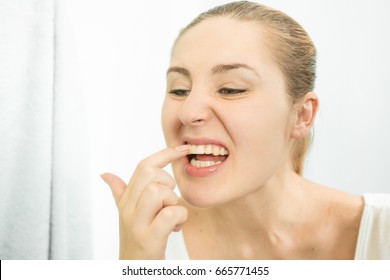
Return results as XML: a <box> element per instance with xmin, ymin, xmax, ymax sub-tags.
<box><xmin>168</xmin><ymin>89</ymin><xmax>190</xmax><ymax>97</ymax></box>
<box><xmin>218</xmin><ymin>87</ymin><xmax>247</xmax><ymax>95</ymax></box>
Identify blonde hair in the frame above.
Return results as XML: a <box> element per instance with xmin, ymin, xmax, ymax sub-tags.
<box><xmin>173</xmin><ymin>1</ymin><xmax>316</xmax><ymax>175</ymax></box>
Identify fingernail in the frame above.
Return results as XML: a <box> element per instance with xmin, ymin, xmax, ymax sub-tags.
<box><xmin>174</xmin><ymin>145</ymin><xmax>189</xmax><ymax>152</ymax></box>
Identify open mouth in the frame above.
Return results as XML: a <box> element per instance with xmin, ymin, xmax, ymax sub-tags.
<box><xmin>186</xmin><ymin>144</ymin><xmax>229</xmax><ymax>168</ymax></box>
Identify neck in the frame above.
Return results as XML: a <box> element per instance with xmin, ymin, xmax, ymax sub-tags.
<box><xmin>181</xmin><ymin>166</ymin><xmax>363</xmax><ymax>259</ymax></box>
<box><xmin>182</xmin><ymin>169</ymin><xmax>316</xmax><ymax>259</ymax></box>
<box><xmin>209</xmin><ymin>171</ymin><xmax>306</xmax><ymax>239</ymax></box>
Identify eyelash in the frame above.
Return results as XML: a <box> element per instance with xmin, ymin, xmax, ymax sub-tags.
<box><xmin>168</xmin><ymin>89</ymin><xmax>190</xmax><ymax>97</ymax></box>
<box><xmin>168</xmin><ymin>87</ymin><xmax>247</xmax><ymax>97</ymax></box>
<box><xmin>218</xmin><ymin>87</ymin><xmax>247</xmax><ymax>95</ymax></box>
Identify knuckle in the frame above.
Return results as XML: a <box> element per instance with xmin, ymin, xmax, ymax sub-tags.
<box><xmin>134</xmin><ymin>162</ymin><xmax>156</xmax><ymax>182</ymax></box>
<box><xmin>159</xmin><ymin>207</ymin><xmax>176</xmax><ymax>221</ymax></box>
<box><xmin>145</xmin><ymin>183</ymin><xmax>164</xmax><ymax>197</ymax></box>
<box><xmin>178</xmin><ymin>206</ymin><xmax>188</xmax><ymax>219</ymax></box>
<box><xmin>165</xmin><ymin>176</ymin><xmax>176</xmax><ymax>188</ymax></box>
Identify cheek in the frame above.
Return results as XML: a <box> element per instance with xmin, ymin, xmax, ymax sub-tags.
<box><xmin>161</xmin><ymin>98</ymin><xmax>181</xmax><ymax>145</ymax></box>
<box><xmin>226</xmin><ymin>98</ymin><xmax>291</xmax><ymax>171</ymax></box>
<box><xmin>228</xmin><ymin>97</ymin><xmax>289</xmax><ymax>141</ymax></box>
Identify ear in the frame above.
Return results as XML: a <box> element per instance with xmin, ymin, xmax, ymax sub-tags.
<box><xmin>291</xmin><ymin>92</ymin><xmax>319</xmax><ymax>139</ymax></box>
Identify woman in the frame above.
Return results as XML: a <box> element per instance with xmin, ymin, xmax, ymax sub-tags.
<box><xmin>101</xmin><ymin>1</ymin><xmax>390</xmax><ymax>259</ymax></box>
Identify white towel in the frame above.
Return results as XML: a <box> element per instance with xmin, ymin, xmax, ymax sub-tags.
<box><xmin>0</xmin><ymin>0</ymin><xmax>91</xmax><ymax>259</ymax></box>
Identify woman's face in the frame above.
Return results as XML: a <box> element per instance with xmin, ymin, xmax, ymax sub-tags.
<box><xmin>162</xmin><ymin>17</ymin><xmax>294</xmax><ymax>208</ymax></box>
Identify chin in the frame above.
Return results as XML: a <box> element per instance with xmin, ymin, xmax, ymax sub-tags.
<box><xmin>176</xmin><ymin>179</ymin><xmax>233</xmax><ymax>208</ymax></box>
<box><xmin>180</xmin><ymin>192</ymin><xmax>221</xmax><ymax>208</ymax></box>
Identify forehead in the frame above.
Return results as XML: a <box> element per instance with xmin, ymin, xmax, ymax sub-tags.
<box><xmin>171</xmin><ymin>17</ymin><xmax>274</xmax><ymax>70</ymax></box>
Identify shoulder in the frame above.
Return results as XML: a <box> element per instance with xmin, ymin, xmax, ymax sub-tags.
<box><xmin>355</xmin><ymin>193</ymin><xmax>390</xmax><ymax>259</ymax></box>
<box><xmin>308</xmin><ymin>182</ymin><xmax>364</xmax><ymax>229</ymax></box>
<box><xmin>302</xmin><ymin>181</ymin><xmax>364</xmax><ymax>258</ymax></box>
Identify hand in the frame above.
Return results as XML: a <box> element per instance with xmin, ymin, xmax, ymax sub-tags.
<box><xmin>101</xmin><ymin>145</ymin><xmax>189</xmax><ymax>259</ymax></box>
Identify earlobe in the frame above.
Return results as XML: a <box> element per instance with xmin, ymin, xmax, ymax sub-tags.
<box><xmin>291</xmin><ymin>92</ymin><xmax>319</xmax><ymax>139</ymax></box>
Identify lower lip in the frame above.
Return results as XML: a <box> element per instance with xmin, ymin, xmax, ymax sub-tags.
<box><xmin>184</xmin><ymin>157</ymin><xmax>228</xmax><ymax>177</ymax></box>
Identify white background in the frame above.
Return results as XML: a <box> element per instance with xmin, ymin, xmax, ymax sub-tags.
<box><xmin>65</xmin><ymin>0</ymin><xmax>390</xmax><ymax>259</ymax></box>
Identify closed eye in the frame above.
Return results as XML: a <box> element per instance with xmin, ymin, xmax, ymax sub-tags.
<box><xmin>168</xmin><ymin>89</ymin><xmax>190</xmax><ymax>97</ymax></box>
<box><xmin>218</xmin><ymin>87</ymin><xmax>247</xmax><ymax>95</ymax></box>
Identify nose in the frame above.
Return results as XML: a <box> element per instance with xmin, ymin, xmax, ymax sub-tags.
<box><xmin>178</xmin><ymin>89</ymin><xmax>211</xmax><ymax>126</ymax></box>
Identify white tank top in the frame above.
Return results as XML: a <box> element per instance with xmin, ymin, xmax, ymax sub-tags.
<box><xmin>354</xmin><ymin>193</ymin><xmax>390</xmax><ymax>259</ymax></box>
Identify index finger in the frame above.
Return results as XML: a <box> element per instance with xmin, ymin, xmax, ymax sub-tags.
<box><xmin>140</xmin><ymin>145</ymin><xmax>190</xmax><ymax>169</ymax></box>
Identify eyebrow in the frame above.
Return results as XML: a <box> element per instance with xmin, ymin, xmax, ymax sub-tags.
<box><xmin>166</xmin><ymin>63</ymin><xmax>260</xmax><ymax>78</ymax></box>
<box><xmin>211</xmin><ymin>63</ymin><xmax>259</xmax><ymax>76</ymax></box>
<box><xmin>166</xmin><ymin>66</ymin><xmax>191</xmax><ymax>77</ymax></box>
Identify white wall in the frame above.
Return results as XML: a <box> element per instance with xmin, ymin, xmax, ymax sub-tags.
<box><xmin>65</xmin><ymin>0</ymin><xmax>390</xmax><ymax>259</ymax></box>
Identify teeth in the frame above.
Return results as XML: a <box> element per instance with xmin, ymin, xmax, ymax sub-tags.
<box><xmin>189</xmin><ymin>144</ymin><xmax>229</xmax><ymax>156</ymax></box>
<box><xmin>190</xmin><ymin>159</ymin><xmax>223</xmax><ymax>168</ymax></box>
<box><xmin>196</xmin><ymin>145</ymin><xmax>205</xmax><ymax>154</ymax></box>
<box><xmin>212</xmin><ymin>146</ymin><xmax>220</xmax><ymax>156</ymax></box>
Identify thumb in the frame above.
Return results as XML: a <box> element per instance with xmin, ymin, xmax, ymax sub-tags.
<box><xmin>100</xmin><ymin>172</ymin><xmax>127</xmax><ymax>206</ymax></box>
